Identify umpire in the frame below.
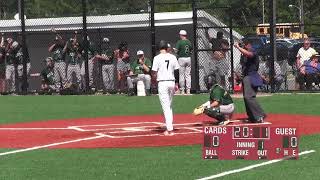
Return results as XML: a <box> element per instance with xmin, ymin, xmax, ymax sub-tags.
<box><xmin>234</xmin><ymin>40</ymin><xmax>266</xmax><ymax>123</ymax></box>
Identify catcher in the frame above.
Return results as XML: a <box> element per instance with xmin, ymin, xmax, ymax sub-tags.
<box><xmin>193</xmin><ymin>74</ymin><xmax>235</xmax><ymax>125</ymax></box>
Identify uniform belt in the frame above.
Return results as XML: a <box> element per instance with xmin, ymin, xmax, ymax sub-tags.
<box><xmin>158</xmin><ymin>80</ymin><xmax>175</xmax><ymax>82</ymax></box>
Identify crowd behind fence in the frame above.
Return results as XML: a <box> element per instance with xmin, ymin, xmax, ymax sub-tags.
<box><xmin>0</xmin><ymin>0</ymin><xmax>320</xmax><ymax>95</ymax></box>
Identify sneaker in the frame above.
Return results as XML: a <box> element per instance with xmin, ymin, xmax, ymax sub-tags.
<box><xmin>186</xmin><ymin>89</ymin><xmax>191</xmax><ymax>95</ymax></box>
<box><xmin>163</xmin><ymin>130</ymin><xmax>175</xmax><ymax>136</ymax></box>
<box><xmin>218</xmin><ymin>120</ymin><xmax>230</xmax><ymax>126</ymax></box>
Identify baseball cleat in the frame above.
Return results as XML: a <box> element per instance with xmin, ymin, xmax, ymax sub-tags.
<box><xmin>218</xmin><ymin>120</ymin><xmax>230</xmax><ymax>126</ymax></box>
<box><xmin>163</xmin><ymin>130</ymin><xmax>175</xmax><ymax>136</ymax></box>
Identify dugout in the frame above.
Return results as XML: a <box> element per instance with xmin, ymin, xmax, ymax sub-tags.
<box><xmin>0</xmin><ymin>11</ymin><xmax>242</xmax><ymax>92</ymax></box>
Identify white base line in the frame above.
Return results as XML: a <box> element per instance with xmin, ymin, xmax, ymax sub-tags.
<box><xmin>0</xmin><ymin>134</ymin><xmax>107</xmax><ymax>157</ymax></box>
<box><xmin>196</xmin><ymin>150</ymin><xmax>316</xmax><ymax>180</ymax></box>
<box><xmin>0</xmin><ymin>127</ymin><xmax>71</xmax><ymax>130</ymax></box>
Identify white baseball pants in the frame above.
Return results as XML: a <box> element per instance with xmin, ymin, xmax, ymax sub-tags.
<box><xmin>158</xmin><ymin>81</ymin><xmax>175</xmax><ymax>131</ymax></box>
<box><xmin>178</xmin><ymin>57</ymin><xmax>191</xmax><ymax>92</ymax></box>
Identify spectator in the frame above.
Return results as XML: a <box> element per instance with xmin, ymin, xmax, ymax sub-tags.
<box><xmin>296</xmin><ymin>39</ymin><xmax>316</xmax><ymax>67</ymax></box>
<box><xmin>115</xmin><ymin>41</ymin><xmax>130</xmax><ymax>93</ymax></box>
<box><xmin>126</xmin><ymin>50</ymin><xmax>152</xmax><ymax>96</ymax></box>
<box><xmin>65</xmin><ymin>36</ymin><xmax>82</xmax><ymax>90</ymax></box>
<box><xmin>175</xmin><ymin>30</ymin><xmax>192</xmax><ymax>95</ymax></box>
<box><xmin>95</xmin><ymin>37</ymin><xmax>115</xmax><ymax>93</ymax></box>
<box><xmin>48</xmin><ymin>29</ymin><xmax>66</xmax><ymax>91</ymax></box>
<box><xmin>207</xmin><ymin>31</ymin><xmax>230</xmax><ymax>88</ymax></box>
<box><xmin>40</xmin><ymin>57</ymin><xmax>56</xmax><ymax>93</ymax></box>
<box><xmin>259</xmin><ymin>60</ymin><xmax>285</xmax><ymax>91</ymax></box>
<box><xmin>5</xmin><ymin>37</ymin><xmax>19</xmax><ymax>93</ymax></box>
<box><xmin>297</xmin><ymin>52</ymin><xmax>320</xmax><ymax>90</ymax></box>
<box><xmin>295</xmin><ymin>39</ymin><xmax>316</xmax><ymax>89</ymax></box>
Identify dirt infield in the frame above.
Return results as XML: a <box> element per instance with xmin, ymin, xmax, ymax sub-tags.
<box><xmin>0</xmin><ymin>113</ymin><xmax>319</xmax><ymax>149</ymax></box>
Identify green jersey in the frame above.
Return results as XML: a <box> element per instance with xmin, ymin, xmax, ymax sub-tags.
<box><xmin>130</xmin><ymin>58</ymin><xmax>151</xmax><ymax>74</ymax></box>
<box><xmin>175</xmin><ymin>39</ymin><xmax>192</xmax><ymax>58</ymax></box>
<box><xmin>210</xmin><ymin>84</ymin><xmax>233</xmax><ymax>105</ymax></box>
<box><xmin>41</xmin><ymin>67</ymin><xmax>55</xmax><ymax>85</ymax></box>
<box><xmin>101</xmin><ymin>47</ymin><xmax>114</xmax><ymax>65</ymax></box>
<box><xmin>66</xmin><ymin>46</ymin><xmax>81</xmax><ymax>65</ymax></box>
<box><xmin>51</xmin><ymin>44</ymin><xmax>65</xmax><ymax>62</ymax></box>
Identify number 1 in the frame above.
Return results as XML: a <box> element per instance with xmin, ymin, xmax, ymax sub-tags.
<box><xmin>165</xmin><ymin>60</ymin><xmax>169</xmax><ymax>69</ymax></box>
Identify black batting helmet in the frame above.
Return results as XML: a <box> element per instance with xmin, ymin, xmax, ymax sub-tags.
<box><xmin>158</xmin><ymin>40</ymin><xmax>168</xmax><ymax>50</ymax></box>
<box><xmin>204</xmin><ymin>73</ymin><xmax>217</xmax><ymax>90</ymax></box>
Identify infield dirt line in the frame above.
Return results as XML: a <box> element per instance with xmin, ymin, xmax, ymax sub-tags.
<box><xmin>196</xmin><ymin>150</ymin><xmax>316</xmax><ymax>180</ymax></box>
<box><xmin>0</xmin><ymin>134</ymin><xmax>108</xmax><ymax>157</ymax></box>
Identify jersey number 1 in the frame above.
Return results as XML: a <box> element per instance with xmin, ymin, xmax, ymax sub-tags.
<box><xmin>165</xmin><ymin>60</ymin><xmax>169</xmax><ymax>69</ymax></box>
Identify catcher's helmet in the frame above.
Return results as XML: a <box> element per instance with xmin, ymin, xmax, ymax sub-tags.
<box><xmin>158</xmin><ymin>40</ymin><xmax>168</xmax><ymax>50</ymax></box>
<box><xmin>204</xmin><ymin>73</ymin><xmax>217</xmax><ymax>90</ymax></box>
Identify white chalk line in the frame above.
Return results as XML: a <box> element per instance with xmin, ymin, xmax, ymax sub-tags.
<box><xmin>96</xmin><ymin>131</ymin><xmax>200</xmax><ymax>138</ymax></box>
<box><xmin>0</xmin><ymin>134</ymin><xmax>108</xmax><ymax>157</ymax></box>
<box><xmin>0</xmin><ymin>127</ymin><xmax>71</xmax><ymax>130</ymax></box>
<box><xmin>71</xmin><ymin>121</ymin><xmax>161</xmax><ymax>128</ymax></box>
<box><xmin>196</xmin><ymin>150</ymin><xmax>316</xmax><ymax>180</ymax></box>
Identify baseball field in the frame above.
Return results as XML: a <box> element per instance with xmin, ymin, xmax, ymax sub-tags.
<box><xmin>0</xmin><ymin>94</ymin><xmax>319</xmax><ymax>180</ymax></box>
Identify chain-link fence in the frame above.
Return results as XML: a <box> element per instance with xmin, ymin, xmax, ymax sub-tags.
<box><xmin>1</xmin><ymin>0</ymin><xmax>320</xmax><ymax>95</ymax></box>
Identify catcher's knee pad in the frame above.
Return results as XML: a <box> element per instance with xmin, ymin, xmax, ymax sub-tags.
<box><xmin>204</xmin><ymin>107</ymin><xmax>225</xmax><ymax>121</ymax></box>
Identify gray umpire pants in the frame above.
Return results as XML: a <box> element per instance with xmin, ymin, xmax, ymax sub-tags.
<box><xmin>127</xmin><ymin>74</ymin><xmax>151</xmax><ymax>90</ymax></box>
<box><xmin>242</xmin><ymin>76</ymin><xmax>265</xmax><ymax>120</ymax></box>
<box><xmin>54</xmin><ymin>62</ymin><xmax>66</xmax><ymax>89</ymax></box>
<box><xmin>81</xmin><ymin>58</ymin><xmax>94</xmax><ymax>87</ymax></box>
<box><xmin>67</xmin><ymin>64</ymin><xmax>81</xmax><ymax>87</ymax></box>
<box><xmin>178</xmin><ymin>57</ymin><xmax>191</xmax><ymax>92</ymax></box>
<box><xmin>102</xmin><ymin>64</ymin><xmax>115</xmax><ymax>90</ymax></box>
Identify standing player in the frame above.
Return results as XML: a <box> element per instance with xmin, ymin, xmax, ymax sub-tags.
<box><xmin>48</xmin><ymin>28</ymin><xmax>66</xmax><ymax>91</ymax></box>
<box><xmin>65</xmin><ymin>36</ymin><xmax>82</xmax><ymax>89</ymax></box>
<box><xmin>5</xmin><ymin>38</ymin><xmax>19</xmax><ymax>93</ymax></box>
<box><xmin>80</xmin><ymin>35</ymin><xmax>97</xmax><ymax>90</ymax></box>
<box><xmin>193</xmin><ymin>74</ymin><xmax>234</xmax><ymax>125</ymax></box>
<box><xmin>95</xmin><ymin>37</ymin><xmax>115</xmax><ymax>93</ymax></box>
<box><xmin>175</xmin><ymin>30</ymin><xmax>192</xmax><ymax>95</ymax></box>
<box><xmin>152</xmin><ymin>40</ymin><xmax>180</xmax><ymax>136</ymax></box>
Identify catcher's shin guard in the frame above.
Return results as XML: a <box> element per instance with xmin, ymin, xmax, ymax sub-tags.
<box><xmin>204</xmin><ymin>107</ymin><xmax>225</xmax><ymax>122</ymax></box>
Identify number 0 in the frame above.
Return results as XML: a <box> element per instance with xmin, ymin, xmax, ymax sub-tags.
<box><xmin>291</xmin><ymin>137</ymin><xmax>298</xmax><ymax>148</ymax></box>
<box><xmin>165</xmin><ymin>60</ymin><xmax>169</xmax><ymax>69</ymax></box>
<box><xmin>212</xmin><ymin>136</ymin><xmax>219</xmax><ymax>147</ymax></box>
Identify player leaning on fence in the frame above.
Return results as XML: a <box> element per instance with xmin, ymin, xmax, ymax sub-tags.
<box><xmin>175</xmin><ymin>30</ymin><xmax>192</xmax><ymax>95</ymax></box>
<box><xmin>152</xmin><ymin>40</ymin><xmax>180</xmax><ymax>136</ymax></box>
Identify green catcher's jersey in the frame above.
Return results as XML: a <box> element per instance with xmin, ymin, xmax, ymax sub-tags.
<box><xmin>130</xmin><ymin>58</ymin><xmax>151</xmax><ymax>74</ymax></box>
<box><xmin>209</xmin><ymin>84</ymin><xmax>233</xmax><ymax>105</ymax></box>
<box><xmin>175</xmin><ymin>39</ymin><xmax>192</xmax><ymax>58</ymax></box>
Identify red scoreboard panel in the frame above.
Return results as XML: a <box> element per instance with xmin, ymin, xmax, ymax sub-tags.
<box><xmin>203</xmin><ymin>126</ymin><xmax>299</xmax><ymax>160</ymax></box>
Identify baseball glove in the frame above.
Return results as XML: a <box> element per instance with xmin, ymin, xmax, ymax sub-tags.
<box><xmin>193</xmin><ymin>106</ymin><xmax>205</xmax><ymax>116</ymax></box>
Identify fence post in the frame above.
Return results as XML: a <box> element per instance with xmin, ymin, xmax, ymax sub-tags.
<box><xmin>229</xmin><ymin>8</ymin><xmax>234</xmax><ymax>93</ymax></box>
<box><xmin>82</xmin><ymin>0</ymin><xmax>89</xmax><ymax>92</ymax></box>
<box><xmin>192</xmin><ymin>0</ymin><xmax>199</xmax><ymax>93</ymax></box>
<box><xmin>269</xmin><ymin>0</ymin><xmax>276</xmax><ymax>93</ymax></box>
<box><xmin>150</xmin><ymin>0</ymin><xmax>156</xmax><ymax>58</ymax></box>
<box><xmin>19</xmin><ymin>0</ymin><xmax>28</xmax><ymax>94</ymax></box>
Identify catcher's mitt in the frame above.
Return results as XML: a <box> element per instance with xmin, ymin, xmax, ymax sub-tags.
<box><xmin>193</xmin><ymin>106</ymin><xmax>204</xmax><ymax>116</ymax></box>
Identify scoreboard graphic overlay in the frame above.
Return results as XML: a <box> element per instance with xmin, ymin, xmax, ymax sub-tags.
<box><xmin>203</xmin><ymin>126</ymin><xmax>299</xmax><ymax>160</ymax></box>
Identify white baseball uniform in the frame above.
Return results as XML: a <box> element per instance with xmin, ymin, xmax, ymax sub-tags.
<box><xmin>152</xmin><ymin>53</ymin><xmax>180</xmax><ymax>131</ymax></box>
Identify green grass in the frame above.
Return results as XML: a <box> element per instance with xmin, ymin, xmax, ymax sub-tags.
<box><xmin>0</xmin><ymin>94</ymin><xmax>319</xmax><ymax>180</ymax></box>
<box><xmin>0</xmin><ymin>94</ymin><xmax>320</xmax><ymax>124</ymax></box>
